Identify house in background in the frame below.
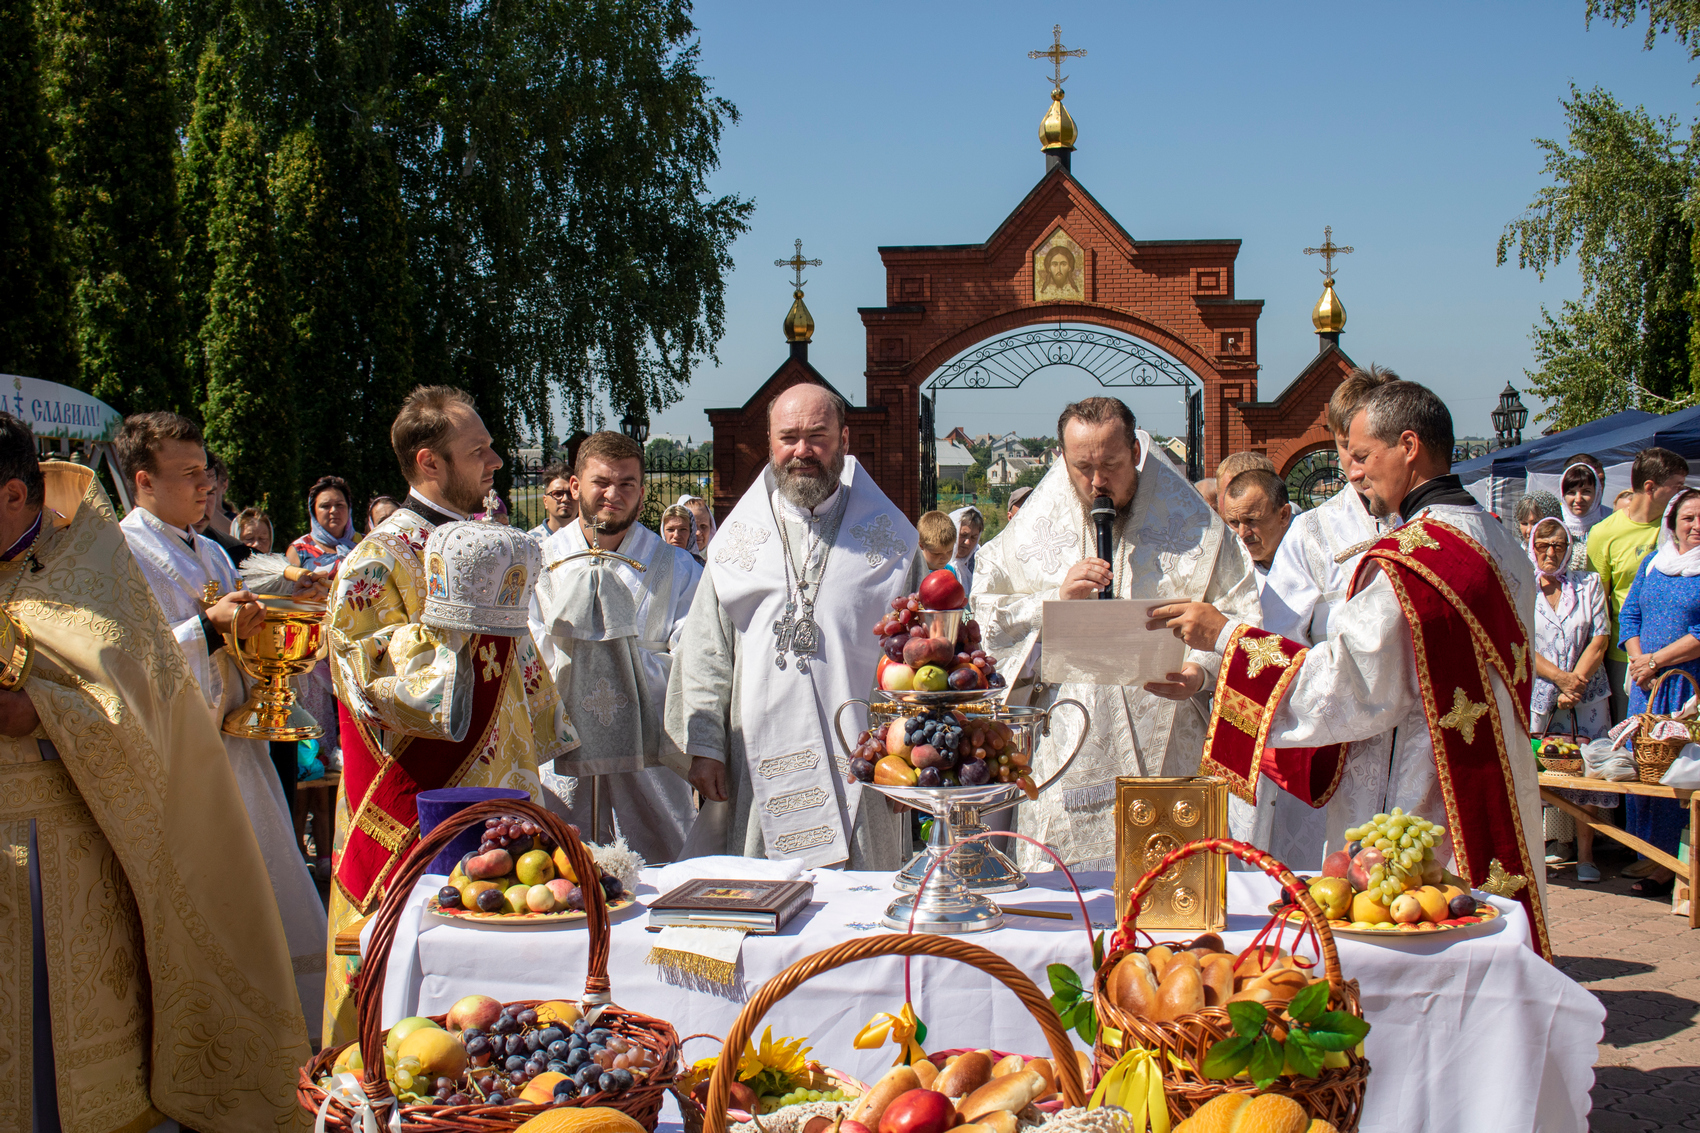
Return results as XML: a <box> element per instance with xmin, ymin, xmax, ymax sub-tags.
<box><xmin>986</xmin><ymin>453</ymin><xmax>1040</xmax><ymax>485</ymax></box>
<box><xmin>937</xmin><ymin>438</ymin><xmax>976</xmax><ymax>485</ymax></box>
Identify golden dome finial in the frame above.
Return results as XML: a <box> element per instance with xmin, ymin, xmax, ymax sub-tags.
<box><xmin>775</xmin><ymin>239</ymin><xmax>822</xmax><ymax>343</ymax></box>
<box><xmin>1029</xmin><ymin>25</ymin><xmax>1085</xmax><ymax>152</ymax></box>
<box><xmin>1312</xmin><ymin>280</ymin><xmax>1347</xmax><ymax>334</ymax></box>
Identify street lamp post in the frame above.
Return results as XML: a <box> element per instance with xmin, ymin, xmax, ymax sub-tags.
<box><xmin>619</xmin><ymin>403</ymin><xmax>650</xmax><ymax>445</ymax></box>
<box><xmin>1491</xmin><ymin>382</ymin><xmax>1528</xmax><ymax>449</ymax></box>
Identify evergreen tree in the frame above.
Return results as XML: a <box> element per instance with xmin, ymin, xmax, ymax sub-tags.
<box><xmin>0</xmin><ymin>0</ymin><xmax>73</xmax><ymax>381</ymax></box>
<box><xmin>178</xmin><ymin>42</ymin><xmax>232</xmax><ymax>406</ymax></box>
<box><xmin>201</xmin><ymin>112</ymin><xmax>298</xmax><ymax>529</ymax></box>
<box><xmin>40</xmin><ymin>0</ymin><xmax>188</xmax><ymax>413</ymax></box>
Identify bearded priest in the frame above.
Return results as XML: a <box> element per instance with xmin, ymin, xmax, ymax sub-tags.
<box><xmin>973</xmin><ymin>397</ymin><xmax>1261</xmax><ymax>870</ymax></box>
<box><xmin>1192</xmin><ymin>379</ymin><xmax>1550</xmax><ymax>958</ymax></box>
<box><xmin>323</xmin><ymin>386</ymin><xmax>576</xmax><ymax>1045</ymax></box>
<box><xmin>530</xmin><ymin>431</ymin><xmax>702</xmax><ymax>863</ymax></box>
<box><xmin>667</xmin><ymin>383</ymin><xmax>923</xmax><ymax>868</ymax></box>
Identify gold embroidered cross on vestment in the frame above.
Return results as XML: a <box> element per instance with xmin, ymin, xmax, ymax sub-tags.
<box><xmin>1393</xmin><ymin>523</ymin><xmax>1441</xmax><ymax>555</ymax></box>
<box><xmin>1240</xmin><ymin>634</ymin><xmax>1291</xmax><ymax>680</ymax></box>
<box><xmin>1439</xmin><ymin>686</ymin><xmax>1489</xmax><ymax>745</ymax></box>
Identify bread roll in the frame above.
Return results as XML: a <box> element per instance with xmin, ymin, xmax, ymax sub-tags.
<box><xmin>989</xmin><ymin>1054</ymin><xmax>1025</xmax><ymax>1079</ymax></box>
<box><xmin>1186</xmin><ymin>932</ymin><xmax>1225</xmax><ymax>956</ymax></box>
<box><xmin>953</xmin><ymin>1113</ymin><xmax>1018</xmax><ymax>1133</ymax></box>
<box><xmin>1160</xmin><ymin>950</ymin><xmax>1201</xmax><ymax>982</ymax></box>
<box><xmin>1108</xmin><ymin>958</ymin><xmax>1161</xmax><ymax>1020</ymax></box>
<box><xmin>933</xmin><ymin>1051</ymin><xmax>992</xmax><ymax>1097</ymax></box>
<box><xmin>1225</xmin><ymin>985</ymin><xmax>1274</xmax><ymax>1006</ymax></box>
<box><xmin>1155</xmin><ymin>964</ymin><xmax>1205</xmax><ymax>1022</ymax></box>
<box><xmin>1200</xmin><ymin>954</ymin><xmax>1236</xmax><ymax>1007</ymax></box>
<box><xmin>1233</xmin><ymin>947</ymin><xmax>1288</xmax><ymax>981</ymax></box>
<box><xmin>1245</xmin><ymin>967</ymin><xmax>1311</xmax><ymax>1003</ymax></box>
<box><xmin>958</xmin><ymin>1069</ymin><xmax>1047</xmax><ymax>1121</ymax></box>
<box><xmin>1145</xmin><ymin>945</ymin><xmax>1175</xmax><ymax>972</ymax></box>
<box><xmin>1172</xmin><ymin>1092</ymin><xmax>1313</xmax><ymax>1133</ymax></box>
<box><xmin>913</xmin><ymin>1058</ymin><xmax>938</xmax><ymax>1089</ymax></box>
<box><xmin>848</xmin><ymin>1064</ymin><xmax>919</xmax><ymax>1128</ymax></box>
<box><xmin>1024</xmin><ymin>1056</ymin><xmax>1056</xmax><ymax>1099</ymax></box>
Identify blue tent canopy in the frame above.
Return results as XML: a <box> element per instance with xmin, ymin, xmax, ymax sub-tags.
<box><xmin>1455</xmin><ymin>409</ymin><xmax>1656</xmax><ymax>482</ymax></box>
<box><xmin>1521</xmin><ymin>404</ymin><xmax>1700</xmax><ymax>473</ymax></box>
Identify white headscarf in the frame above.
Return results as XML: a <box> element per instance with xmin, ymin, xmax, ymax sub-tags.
<box><xmin>1559</xmin><ymin>462</ymin><xmax>1610</xmax><ymax>541</ymax></box>
<box><xmin>1529</xmin><ymin>517</ymin><xmax>1577</xmax><ymax>622</ymax></box>
<box><xmin>676</xmin><ymin>493</ymin><xmax>716</xmax><ymax>551</ymax></box>
<box><xmin>1648</xmin><ymin>488</ymin><xmax>1700</xmax><ymax>577</ymax></box>
<box><xmin>948</xmin><ymin>505</ymin><xmax>983</xmax><ymax>591</ymax></box>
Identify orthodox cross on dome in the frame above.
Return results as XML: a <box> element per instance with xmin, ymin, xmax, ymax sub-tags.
<box><xmin>1029</xmin><ymin>24</ymin><xmax>1086</xmax><ymax>88</ymax></box>
<box><xmin>776</xmin><ymin>239</ymin><xmax>822</xmax><ymax>291</ymax></box>
<box><xmin>1303</xmin><ymin>225</ymin><xmax>1354</xmax><ymax>282</ymax></box>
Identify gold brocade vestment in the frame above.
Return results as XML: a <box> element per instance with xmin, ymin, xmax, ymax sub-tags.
<box><xmin>0</xmin><ymin>464</ymin><xmax>309</xmax><ymax>1133</ymax></box>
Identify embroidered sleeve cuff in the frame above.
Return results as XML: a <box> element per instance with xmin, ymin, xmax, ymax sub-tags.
<box><xmin>1212</xmin><ymin>618</ymin><xmax>1243</xmax><ymax>655</ymax></box>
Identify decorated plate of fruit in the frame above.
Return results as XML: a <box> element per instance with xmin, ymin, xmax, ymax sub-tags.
<box><xmin>872</xmin><ymin>571</ymin><xmax>1007</xmax><ymax>705</ymax></box>
<box><xmin>1288</xmin><ymin>809</ymin><xmax>1503</xmax><ymax>938</ymax></box>
<box><xmin>673</xmin><ymin>1027</ymin><xmax>862</xmax><ymax>1132</ymax></box>
<box><xmin>429</xmin><ymin>814</ymin><xmax>640</xmax><ymax>928</ymax></box>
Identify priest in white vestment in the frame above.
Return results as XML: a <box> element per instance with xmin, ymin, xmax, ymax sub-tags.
<box><xmin>667</xmin><ymin>384</ymin><xmax>923</xmax><ymax>869</ymax></box>
<box><xmin>114</xmin><ymin>412</ymin><xmax>330</xmax><ymax>1021</ymax></box>
<box><xmin>1194</xmin><ymin>380</ymin><xmax>1550</xmax><ymax>956</ymax></box>
<box><xmin>531</xmin><ymin>432</ymin><xmax>701</xmax><ymax>864</ymax></box>
<box><xmin>974</xmin><ymin>397</ymin><xmax>1261</xmax><ymax>871</ymax></box>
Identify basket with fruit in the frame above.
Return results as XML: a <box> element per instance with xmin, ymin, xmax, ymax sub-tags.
<box><xmin>299</xmin><ymin>798</ymin><xmax>680</xmax><ymax>1131</ymax></box>
<box><xmin>871</xmin><ymin>571</ymin><xmax>1006</xmax><ymax>703</ymax></box>
<box><xmin>695</xmin><ymin>934</ymin><xmax>1087</xmax><ymax>1133</ymax></box>
<box><xmin>1302</xmin><ymin>810</ymin><xmax>1500</xmax><ymax>938</ymax></box>
<box><xmin>673</xmin><ymin>1031</ymin><xmax>867</xmax><ymax>1133</ymax></box>
<box><xmin>1532</xmin><ymin>730</ymin><xmax>1584</xmax><ymax>776</ymax></box>
<box><xmin>1093</xmin><ymin>839</ymin><xmax>1370</xmax><ymax>1132</ymax></box>
<box><xmin>431</xmin><ymin>813</ymin><xmax>638</xmax><ymax>926</ymax></box>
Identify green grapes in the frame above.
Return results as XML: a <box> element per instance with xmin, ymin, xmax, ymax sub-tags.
<box><xmin>1345</xmin><ymin>808</ymin><xmax>1449</xmax><ymax>903</ymax></box>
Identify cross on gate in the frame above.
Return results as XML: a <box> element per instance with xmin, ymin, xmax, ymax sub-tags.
<box><xmin>775</xmin><ymin>239</ymin><xmax>822</xmax><ymax>290</ymax></box>
<box><xmin>1304</xmin><ymin>225</ymin><xmax>1354</xmax><ymax>281</ymax></box>
<box><xmin>1029</xmin><ymin>24</ymin><xmax>1086</xmax><ymax>88</ymax></box>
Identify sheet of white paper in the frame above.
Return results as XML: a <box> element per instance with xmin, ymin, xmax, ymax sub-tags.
<box><xmin>1040</xmin><ymin>598</ymin><xmax>1187</xmax><ymax>687</ymax></box>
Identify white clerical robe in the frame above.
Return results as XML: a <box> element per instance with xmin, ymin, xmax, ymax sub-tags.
<box><xmin>1252</xmin><ymin>500</ymin><xmax>1547</xmax><ymax>916</ymax></box>
<box><xmin>530</xmin><ymin>519</ymin><xmax>701</xmax><ymax>863</ymax></box>
<box><xmin>666</xmin><ymin>456</ymin><xmax>923</xmax><ymax>869</ymax></box>
<box><xmin>972</xmin><ymin>433</ymin><xmax>1262</xmax><ymax>870</ymax></box>
<box><xmin>120</xmin><ymin>507</ymin><xmax>329</xmax><ymax>1023</ymax></box>
<box><xmin>1229</xmin><ymin>487</ymin><xmax>1395</xmax><ymax>871</ymax></box>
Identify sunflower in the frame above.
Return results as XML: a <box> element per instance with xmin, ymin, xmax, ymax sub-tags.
<box><xmin>681</xmin><ymin>1027</ymin><xmax>815</xmax><ymax>1098</ymax></box>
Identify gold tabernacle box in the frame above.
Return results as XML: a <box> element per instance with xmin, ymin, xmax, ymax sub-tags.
<box><xmin>1113</xmin><ymin>776</ymin><xmax>1228</xmax><ymax>931</ymax></box>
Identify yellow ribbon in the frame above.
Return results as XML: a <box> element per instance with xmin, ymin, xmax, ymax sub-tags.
<box><xmin>852</xmin><ymin>1003</ymin><xmax>927</xmax><ymax>1066</ymax></box>
<box><xmin>1088</xmin><ymin>1046</ymin><xmax>1186</xmax><ymax>1133</ymax></box>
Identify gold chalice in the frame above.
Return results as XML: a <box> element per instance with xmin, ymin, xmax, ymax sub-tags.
<box><xmin>222</xmin><ymin>595</ymin><xmax>329</xmax><ymax>741</ymax></box>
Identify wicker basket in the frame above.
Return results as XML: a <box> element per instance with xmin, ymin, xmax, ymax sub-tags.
<box><xmin>1533</xmin><ymin>725</ymin><xmax>1584</xmax><ymax>776</ymax></box>
<box><xmin>674</xmin><ymin>1033</ymin><xmax>868</xmax><ymax>1133</ymax></box>
<box><xmin>1634</xmin><ymin>669</ymin><xmax>1700</xmax><ymax>785</ymax></box>
<box><xmin>297</xmin><ymin>798</ymin><xmax>680</xmax><ymax>1131</ymax></box>
<box><xmin>698</xmin><ymin>935</ymin><xmax>1087</xmax><ymax>1133</ymax></box>
<box><xmin>1093</xmin><ymin>838</ymin><xmax>1369</xmax><ymax>1132</ymax></box>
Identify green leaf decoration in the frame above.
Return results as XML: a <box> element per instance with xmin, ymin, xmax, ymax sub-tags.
<box><xmin>1249</xmin><ymin>1035</ymin><xmax>1285</xmax><ymax>1088</ymax></box>
<box><xmin>914</xmin><ymin>1018</ymin><xmax>928</xmax><ymax>1045</ymax></box>
<box><xmin>1316</xmin><ymin>1011</ymin><xmax>1370</xmax><ymax>1045</ymax></box>
<box><xmin>1201</xmin><ymin>1035</ymin><xmax>1255</xmax><ymax>1079</ymax></box>
<box><xmin>1049</xmin><ymin>964</ymin><xmax>1082</xmax><ymax>996</ymax></box>
<box><xmin>1092</xmin><ymin>931</ymin><xmax>1105</xmax><ymax>969</ymax></box>
<box><xmin>1050</xmin><ymin>992</ymin><xmax>1072</xmax><ymax>1015</ymax></box>
<box><xmin>1284</xmin><ymin>1030</ymin><xmax>1325</xmax><ymax>1078</ymax></box>
<box><xmin>1225</xmin><ymin>1000</ymin><xmax>1268</xmax><ymax>1039</ymax></box>
<box><xmin>1074</xmin><ymin>999</ymin><xmax>1098</xmax><ymax>1045</ymax></box>
<box><xmin>1285</xmin><ymin>979</ymin><xmax>1329</xmax><ymax>1024</ymax></box>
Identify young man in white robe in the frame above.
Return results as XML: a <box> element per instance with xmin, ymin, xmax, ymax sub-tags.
<box><xmin>115</xmin><ymin>411</ymin><xmax>330</xmax><ymax>1021</ymax></box>
<box><xmin>974</xmin><ymin>397</ymin><xmax>1261</xmax><ymax>871</ymax></box>
<box><xmin>1188</xmin><ymin>380</ymin><xmax>1550</xmax><ymax>958</ymax></box>
<box><xmin>530</xmin><ymin>432</ymin><xmax>701</xmax><ymax>864</ymax></box>
<box><xmin>666</xmin><ymin>383</ymin><xmax>923</xmax><ymax>869</ymax></box>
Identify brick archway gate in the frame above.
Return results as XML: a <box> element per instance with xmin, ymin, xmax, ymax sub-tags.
<box><xmin>857</xmin><ymin>164</ymin><xmax>1264</xmax><ymax>520</ymax></box>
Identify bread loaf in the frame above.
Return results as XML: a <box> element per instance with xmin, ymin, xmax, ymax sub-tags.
<box><xmin>1200</xmin><ymin>954</ymin><xmax>1236</xmax><ymax>1007</ymax></box>
<box><xmin>1024</xmin><ymin>1057</ymin><xmax>1056</xmax><ymax>1099</ymax></box>
<box><xmin>955</xmin><ymin>1111</ymin><xmax>1018</xmax><ymax>1133</ymax></box>
<box><xmin>1160</xmin><ymin>950</ymin><xmax>1202</xmax><ymax>982</ymax></box>
<box><xmin>1185</xmin><ymin>933</ymin><xmax>1225</xmax><ymax>956</ymax></box>
<box><xmin>1243</xmin><ymin>967</ymin><xmax>1311</xmax><ymax>1003</ymax></box>
<box><xmin>848</xmin><ymin>1064</ymin><xmax>919</xmax><ymax>1128</ymax></box>
<box><xmin>1154</xmin><ymin>964</ymin><xmax>1205</xmax><ymax>1021</ymax></box>
<box><xmin>1145</xmin><ymin>945</ymin><xmax>1175</xmax><ymax>972</ymax></box>
<box><xmin>957</xmin><ymin>1068</ymin><xmax>1047</xmax><ymax>1121</ymax></box>
<box><xmin>913</xmin><ymin>1059</ymin><xmax>938</xmax><ymax>1089</ymax></box>
<box><xmin>1172</xmin><ymin>1092</ymin><xmax>1321</xmax><ymax>1133</ymax></box>
<box><xmin>1108</xmin><ymin>957</ymin><xmax>1161</xmax><ymax>1019</ymax></box>
<box><xmin>933</xmin><ymin>1051</ymin><xmax>991</xmax><ymax>1097</ymax></box>
<box><xmin>989</xmin><ymin>1054</ymin><xmax>1025</xmax><ymax>1079</ymax></box>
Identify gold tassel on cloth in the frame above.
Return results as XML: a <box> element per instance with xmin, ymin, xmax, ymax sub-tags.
<box><xmin>645</xmin><ymin>926</ymin><xmax>749</xmax><ymax>1000</ymax></box>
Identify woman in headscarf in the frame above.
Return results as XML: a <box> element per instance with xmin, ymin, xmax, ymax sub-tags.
<box><xmin>677</xmin><ymin>494</ymin><xmax>716</xmax><ymax>555</ymax></box>
<box><xmin>1528</xmin><ymin>517</ymin><xmax>1616</xmax><ymax>881</ymax></box>
<box><xmin>949</xmin><ymin>505</ymin><xmax>985</xmax><ymax>594</ymax></box>
<box><xmin>1559</xmin><ymin>454</ymin><xmax>1610</xmax><ymax>571</ymax></box>
<box><xmin>289</xmin><ymin>475</ymin><xmax>359</xmax><ymax>571</ymax></box>
<box><xmin>1617</xmin><ymin>487</ymin><xmax>1700</xmax><ymax>897</ymax></box>
<box><xmin>1513</xmin><ymin>490</ymin><xmax>1563</xmax><ymax>544</ymax></box>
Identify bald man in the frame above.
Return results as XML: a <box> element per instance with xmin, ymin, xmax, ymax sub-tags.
<box><xmin>666</xmin><ymin>383</ymin><xmax>923</xmax><ymax>869</ymax></box>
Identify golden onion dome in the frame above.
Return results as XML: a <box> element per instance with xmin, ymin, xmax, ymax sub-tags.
<box><xmin>1039</xmin><ymin>88</ymin><xmax>1077</xmax><ymax>151</ymax></box>
<box><xmin>1312</xmin><ymin>280</ymin><xmax>1346</xmax><ymax>334</ymax></box>
<box><xmin>783</xmin><ymin>289</ymin><xmax>814</xmax><ymax>343</ymax></box>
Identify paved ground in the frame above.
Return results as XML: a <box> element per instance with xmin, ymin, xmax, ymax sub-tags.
<box><xmin>1544</xmin><ymin>839</ymin><xmax>1698</xmax><ymax>1131</ymax></box>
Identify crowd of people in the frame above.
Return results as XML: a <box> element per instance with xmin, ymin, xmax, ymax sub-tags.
<box><xmin>15</xmin><ymin>363</ymin><xmax>1688</xmax><ymax>1128</ymax></box>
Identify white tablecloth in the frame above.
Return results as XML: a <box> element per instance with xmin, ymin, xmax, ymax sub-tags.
<box><xmin>367</xmin><ymin>867</ymin><xmax>1602</xmax><ymax>1133</ymax></box>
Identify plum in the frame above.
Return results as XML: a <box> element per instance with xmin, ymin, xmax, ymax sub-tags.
<box><xmin>1447</xmin><ymin>894</ymin><xmax>1477</xmax><ymax>919</ymax></box>
<box><xmin>958</xmin><ymin>758</ymin><xmax>991</xmax><ymax>786</ymax></box>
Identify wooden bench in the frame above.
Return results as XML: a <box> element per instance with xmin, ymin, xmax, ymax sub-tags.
<box><xmin>1537</xmin><ymin>771</ymin><xmax>1696</xmax><ymax>928</ymax></box>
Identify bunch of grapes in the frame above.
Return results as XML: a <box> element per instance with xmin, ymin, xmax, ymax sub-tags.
<box><xmin>479</xmin><ymin>815</ymin><xmax>554</xmax><ymax>855</ymax></box>
<box><xmin>1344</xmin><ymin>807</ymin><xmax>1447</xmax><ymax>906</ymax></box>
<box><xmin>763</xmin><ymin>1087</ymin><xmax>851</xmax><ymax>1112</ymax></box>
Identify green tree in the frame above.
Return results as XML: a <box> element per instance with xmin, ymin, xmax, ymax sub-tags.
<box><xmin>1496</xmin><ymin>85</ymin><xmax>1695</xmax><ymax>427</ymax></box>
<box><xmin>0</xmin><ymin>0</ymin><xmax>73</xmax><ymax>381</ymax></box>
<box><xmin>201</xmin><ymin>112</ymin><xmax>298</xmax><ymax>529</ymax></box>
<box><xmin>178</xmin><ymin>42</ymin><xmax>233</xmax><ymax>405</ymax></box>
<box><xmin>1019</xmin><ymin>436</ymin><xmax>1055</xmax><ymax>457</ymax></box>
<box><xmin>41</xmin><ymin>0</ymin><xmax>188</xmax><ymax>412</ymax></box>
<box><xmin>1588</xmin><ymin>2</ymin><xmax>1700</xmax><ymax>72</ymax></box>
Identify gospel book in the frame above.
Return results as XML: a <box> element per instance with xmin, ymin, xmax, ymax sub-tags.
<box><xmin>645</xmin><ymin>878</ymin><xmax>815</xmax><ymax>934</ymax></box>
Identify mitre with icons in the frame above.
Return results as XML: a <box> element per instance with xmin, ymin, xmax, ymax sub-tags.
<box><xmin>422</xmin><ymin>493</ymin><xmax>544</xmax><ymax>638</ymax></box>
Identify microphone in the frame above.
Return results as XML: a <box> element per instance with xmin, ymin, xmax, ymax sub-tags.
<box><xmin>1091</xmin><ymin>495</ymin><xmax>1116</xmax><ymax>599</ymax></box>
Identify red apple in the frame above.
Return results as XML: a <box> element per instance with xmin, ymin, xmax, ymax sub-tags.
<box><xmin>1321</xmin><ymin>850</ymin><xmax>1352</xmax><ymax>879</ymax></box>
<box><xmin>885</xmin><ymin>720</ymin><xmax>913</xmax><ymax>759</ymax></box>
<box><xmin>842</xmin><ymin>1123</ymin><xmax>874</xmax><ymax>1133</ymax></box>
<box><xmin>878</xmin><ymin>1089</ymin><xmax>957</xmax><ymax>1133</ymax></box>
<box><xmin>1346</xmin><ymin>847</ymin><xmax>1385</xmax><ymax>893</ymax></box>
<box><xmin>918</xmin><ymin>570</ymin><xmax>966</xmax><ymax>611</ymax></box>
<box><xmin>880</xmin><ymin>662</ymin><xmax>916</xmax><ymax>692</ymax></box>
<box><xmin>446</xmin><ymin>993</ymin><xmax>503</xmax><ymax>1033</ymax></box>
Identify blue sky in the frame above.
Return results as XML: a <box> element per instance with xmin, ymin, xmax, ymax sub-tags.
<box><xmin>633</xmin><ymin>1</ymin><xmax>1699</xmax><ymax>447</ymax></box>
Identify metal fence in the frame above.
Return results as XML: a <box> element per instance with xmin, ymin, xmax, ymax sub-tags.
<box><xmin>506</xmin><ymin>451</ymin><xmax>713</xmax><ymax>533</ymax></box>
